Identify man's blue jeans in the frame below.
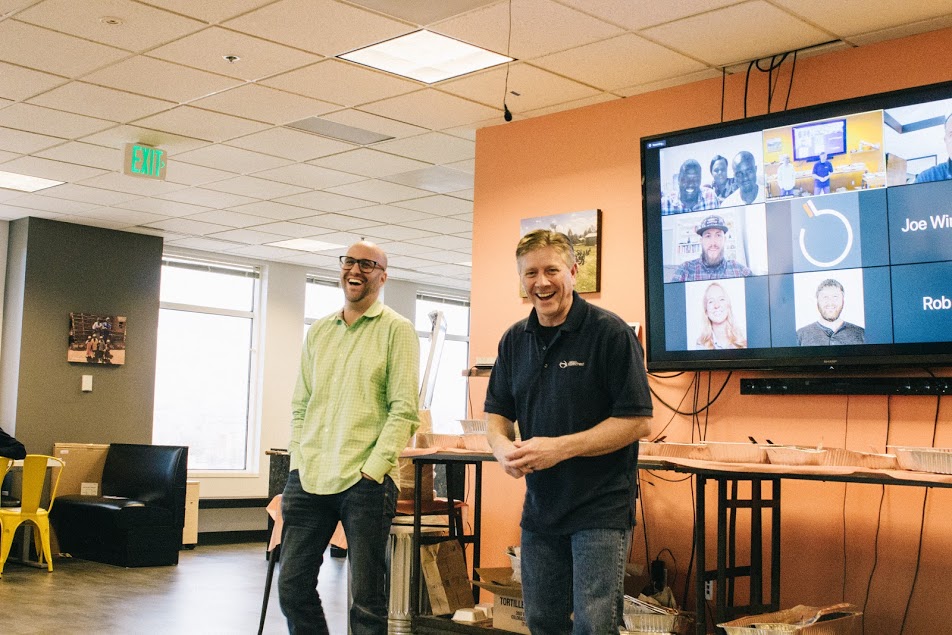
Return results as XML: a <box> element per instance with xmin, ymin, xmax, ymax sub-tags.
<box><xmin>278</xmin><ymin>470</ymin><xmax>397</xmax><ymax>635</ymax></box>
<box><xmin>521</xmin><ymin>526</ymin><xmax>631</xmax><ymax>635</ymax></box>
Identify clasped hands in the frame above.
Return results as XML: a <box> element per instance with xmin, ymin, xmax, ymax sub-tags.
<box><xmin>494</xmin><ymin>436</ymin><xmax>563</xmax><ymax>479</ymax></box>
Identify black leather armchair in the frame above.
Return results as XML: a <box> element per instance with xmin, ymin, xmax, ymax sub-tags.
<box><xmin>51</xmin><ymin>443</ymin><xmax>188</xmax><ymax>567</ymax></box>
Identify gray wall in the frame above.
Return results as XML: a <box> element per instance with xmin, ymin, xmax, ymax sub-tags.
<box><xmin>0</xmin><ymin>218</ymin><xmax>163</xmax><ymax>453</ymax></box>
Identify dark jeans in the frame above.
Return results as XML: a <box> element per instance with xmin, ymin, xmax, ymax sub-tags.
<box><xmin>521</xmin><ymin>526</ymin><xmax>631</xmax><ymax>635</ymax></box>
<box><xmin>278</xmin><ymin>470</ymin><xmax>397</xmax><ymax>635</ymax></box>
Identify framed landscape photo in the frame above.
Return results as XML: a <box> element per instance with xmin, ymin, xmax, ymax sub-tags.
<box><xmin>68</xmin><ymin>313</ymin><xmax>127</xmax><ymax>365</ymax></box>
<box><xmin>520</xmin><ymin>209</ymin><xmax>602</xmax><ymax>293</ymax></box>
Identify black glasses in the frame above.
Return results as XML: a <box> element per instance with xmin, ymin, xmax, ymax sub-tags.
<box><xmin>339</xmin><ymin>256</ymin><xmax>384</xmax><ymax>273</ymax></box>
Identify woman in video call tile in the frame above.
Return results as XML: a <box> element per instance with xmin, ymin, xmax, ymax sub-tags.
<box><xmin>706</xmin><ymin>155</ymin><xmax>738</xmax><ymax>203</ymax></box>
<box><xmin>697</xmin><ymin>282</ymin><xmax>747</xmax><ymax>349</ymax></box>
<box><xmin>796</xmin><ymin>278</ymin><xmax>865</xmax><ymax>346</ymax></box>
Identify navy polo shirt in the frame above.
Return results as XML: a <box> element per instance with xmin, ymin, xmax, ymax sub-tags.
<box><xmin>485</xmin><ymin>292</ymin><xmax>653</xmax><ymax>534</ymax></box>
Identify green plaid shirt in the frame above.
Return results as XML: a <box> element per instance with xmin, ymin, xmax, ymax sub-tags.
<box><xmin>290</xmin><ymin>300</ymin><xmax>420</xmax><ymax>494</ymax></box>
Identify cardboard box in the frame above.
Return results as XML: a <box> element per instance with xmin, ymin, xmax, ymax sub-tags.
<box><xmin>420</xmin><ymin>539</ymin><xmax>474</xmax><ymax>616</ymax></box>
<box><xmin>718</xmin><ymin>604</ymin><xmax>862</xmax><ymax>635</ymax></box>
<box><xmin>473</xmin><ymin>567</ymin><xmax>529</xmax><ymax>635</ymax></box>
<box><xmin>52</xmin><ymin>442</ymin><xmax>110</xmax><ymax>496</ymax></box>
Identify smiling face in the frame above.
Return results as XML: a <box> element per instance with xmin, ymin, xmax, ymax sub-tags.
<box><xmin>340</xmin><ymin>241</ymin><xmax>387</xmax><ymax>310</ymax></box>
<box><xmin>704</xmin><ymin>284</ymin><xmax>730</xmax><ymax>325</ymax></box>
<box><xmin>518</xmin><ymin>246</ymin><xmax>577</xmax><ymax>327</ymax></box>
<box><xmin>733</xmin><ymin>153</ymin><xmax>758</xmax><ymax>194</ymax></box>
<box><xmin>679</xmin><ymin>165</ymin><xmax>702</xmax><ymax>203</ymax></box>
<box><xmin>817</xmin><ymin>284</ymin><xmax>845</xmax><ymax>322</ymax></box>
<box><xmin>711</xmin><ymin>158</ymin><xmax>729</xmax><ymax>186</ymax></box>
<box><xmin>700</xmin><ymin>228</ymin><xmax>725</xmax><ymax>267</ymax></box>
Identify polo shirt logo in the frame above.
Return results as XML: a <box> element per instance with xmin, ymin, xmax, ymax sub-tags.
<box><xmin>559</xmin><ymin>360</ymin><xmax>585</xmax><ymax>368</ymax></box>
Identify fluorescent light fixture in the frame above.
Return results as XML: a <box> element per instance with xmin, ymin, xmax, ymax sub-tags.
<box><xmin>286</xmin><ymin>117</ymin><xmax>393</xmax><ymax>145</ymax></box>
<box><xmin>0</xmin><ymin>170</ymin><xmax>64</xmax><ymax>192</ymax></box>
<box><xmin>339</xmin><ymin>30</ymin><xmax>512</xmax><ymax>84</ymax></box>
<box><xmin>458</xmin><ymin>261</ymin><xmax>472</xmax><ymax>267</ymax></box>
<box><xmin>267</xmin><ymin>238</ymin><xmax>345</xmax><ymax>252</ymax></box>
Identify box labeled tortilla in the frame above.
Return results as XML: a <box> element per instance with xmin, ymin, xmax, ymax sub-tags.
<box><xmin>718</xmin><ymin>603</ymin><xmax>861</xmax><ymax>635</ymax></box>
<box><xmin>473</xmin><ymin>567</ymin><xmax>529</xmax><ymax>635</ymax></box>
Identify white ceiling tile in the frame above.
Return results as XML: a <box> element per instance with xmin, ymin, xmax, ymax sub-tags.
<box><xmin>81</xmin><ymin>207</ymin><xmax>169</xmax><ymax>225</ymax></box>
<box><xmin>173</xmin><ymin>144</ymin><xmax>293</xmax><ymax>174</ymax></box>
<box><xmin>146</xmin><ymin>217</ymin><xmax>232</xmax><ymax>235</ymax></box>
<box><xmin>184</xmin><ymin>209</ymin><xmax>274</xmax><ymax>228</ymax></box>
<box><xmin>449</xmin><ymin>212</ymin><xmax>473</xmax><ymax>222</ymax></box>
<box><xmin>0</xmin><ymin>20</ymin><xmax>128</xmax><ymax>77</ymax></box>
<box><xmin>250</xmin><ymin>163</ymin><xmax>364</xmax><ymax>189</ymax></box>
<box><xmin>0</xmin><ymin>126</ymin><xmax>65</xmax><ymax>153</ymax></box>
<box><xmin>245</xmin><ymin>221</ymin><xmax>331</xmax><ymax>238</ymax></box>
<box><xmin>386</xmin><ymin>254</ymin><xmax>446</xmax><ymax>270</ymax></box>
<box><xmin>520</xmin><ymin>92</ymin><xmax>618</xmax><ymax>118</ymax></box>
<box><xmin>296</xmin><ymin>230</ymin><xmax>367</xmax><ymax>246</ymax></box>
<box><xmin>83</xmin><ymin>56</ymin><xmax>242</xmax><ymax>103</ymax></box>
<box><xmin>0</xmin><ymin>103</ymin><xmax>113</xmax><ymax>138</ymax></box>
<box><xmin>202</xmin><ymin>175</ymin><xmax>309</xmax><ymax>199</ymax></box>
<box><xmin>224</xmin><ymin>0</ymin><xmax>413</xmax><ymax>57</ymax></box>
<box><xmin>0</xmin><ymin>61</ymin><xmax>67</xmax><ymax>101</ymax></box>
<box><xmin>326</xmin><ymin>179</ymin><xmax>429</xmax><ymax>204</ymax></box>
<box><xmin>137</xmin><ymin>0</ymin><xmax>274</xmax><ymax>24</ymax></box>
<box><xmin>59</xmin><ymin>214</ymin><xmax>131</xmax><ymax>230</ymax></box>
<box><xmin>281</xmin><ymin>251</ymin><xmax>342</xmax><ymax>267</ymax></box>
<box><xmin>394</xmin><ymin>195</ymin><xmax>473</xmax><ymax>216</ymax></box>
<box><xmin>292</xmin><ymin>212</ymin><xmax>382</xmax><ymax>231</ymax></box>
<box><xmin>163</xmin><ymin>236</ymin><xmax>246</xmax><ymax>252</ymax></box>
<box><xmin>402</xmin><ymin>216</ymin><xmax>472</xmax><ymax>234</ymax></box>
<box><xmin>226</xmin><ymin>127</ymin><xmax>356</xmax><ymax>162</ymax></box>
<box><xmin>532</xmin><ymin>34</ymin><xmax>708</xmax><ymax>91</ymax></box>
<box><xmin>80</xmin><ymin>125</ymin><xmax>210</xmax><ymax>155</ymax></box>
<box><xmin>228</xmin><ymin>243</ymin><xmax>305</xmax><ymax>259</ymax></box>
<box><xmin>132</xmin><ymin>106</ymin><xmax>269</xmax><ymax>143</ymax></box>
<box><xmin>191</xmin><ymin>84</ymin><xmax>339</xmax><ymax>125</ymax></box>
<box><xmin>205</xmin><ymin>227</ymin><xmax>288</xmax><ymax>244</ymax></box>
<box><xmin>614</xmin><ymin>69</ymin><xmax>725</xmax><ymax>99</ymax></box>
<box><xmin>0</xmin><ymin>204</ymin><xmax>54</xmax><ymax>220</ymax></box>
<box><xmin>558</xmin><ymin>0</ymin><xmax>737</xmax><ymax>30</ymax></box>
<box><xmin>76</xmin><ymin>172</ymin><xmax>188</xmax><ymax>196</ymax></box>
<box><xmin>433</xmin><ymin>0</ymin><xmax>623</xmax><ymax>59</ymax></box>
<box><xmin>381</xmin><ymin>166</ymin><xmax>474</xmax><ymax>194</ymax></box>
<box><xmin>36</xmin><ymin>141</ymin><xmax>130</xmax><ymax>171</ymax></box>
<box><xmin>3</xmin><ymin>194</ymin><xmax>97</xmax><ymax>214</ymax></box>
<box><xmin>358</xmin><ymin>225</ymin><xmax>437</xmax><ymax>241</ymax></box>
<box><xmin>0</xmin><ymin>0</ymin><xmax>38</xmax><ymax>14</ymax></box>
<box><xmin>262</xmin><ymin>59</ymin><xmax>420</xmax><ymax>107</ymax></box>
<box><xmin>0</xmin><ymin>156</ymin><xmax>106</xmax><ymax>182</ymax></box>
<box><xmin>321</xmin><ymin>109</ymin><xmax>427</xmax><ymax>139</ymax></box>
<box><xmin>17</xmin><ymin>0</ymin><xmax>205</xmax><ymax>51</ymax></box>
<box><xmin>38</xmin><ymin>183</ymin><xmax>140</xmax><ymax>206</ymax></box>
<box><xmin>114</xmin><ymin>197</ymin><xmax>214</xmax><ymax>217</ymax></box>
<box><xmin>450</xmin><ymin>188</ymin><xmax>473</xmax><ymax>200</ymax></box>
<box><xmin>157</xmin><ymin>187</ymin><xmax>259</xmax><ymax>209</ymax></box>
<box><xmin>345</xmin><ymin>0</ymin><xmax>498</xmax><ymax>25</ymax></box>
<box><xmin>148</xmin><ymin>27</ymin><xmax>322</xmax><ymax>81</ymax></box>
<box><xmin>27</xmin><ymin>82</ymin><xmax>174</xmax><ymax>123</ymax></box>
<box><xmin>0</xmin><ymin>149</ymin><xmax>20</xmax><ymax>164</ymax></box>
<box><xmin>444</xmin><ymin>158</ymin><xmax>475</xmax><ymax>174</ymax></box>
<box><xmin>410</xmin><ymin>234</ymin><xmax>471</xmax><ymax>251</ymax></box>
<box><xmin>440</xmin><ymin>62</ymin><xmax>602</xmax><ymax>111</ymax></box>
<box><xmin>773</xmin><ymin>0</ymin><xmax>952</xmax><ymax>38</ymax></box>
<box><xmin>164</xmin><ymin>161</ymin><xmax>235</xmax><ymax>186</ymax></box>
<box><xmin>309</xmin><ymin>148</ymin><xmax>430</xmax><ymax>178</ymax></box>
<box><xmin>641</xmin><ymin>1</ymin><xmax>832</xmax><ymax>68</ymax></box>
<box><xmin>274</xmin><ymin>190</ymin><xmax>373</xmax><ymax>213</ymax></box>
<box><xmin>361</xmin><ymin>90</ymin><xmax>500</xmax><ymax>130</ymax></box>
<box><xmin>416</xmin><ymin>249</ymin><xmax>472</xmax><ymax>264</ymax></box>
<box><xmin>375</xmin><ymin>240</ymin><xmax>441</xmax><ymax>256</ymax></box>
<box><xmin>845</xmin><ymin>13</ymin><xmax>952</xmax><ymax>46</ymax></box>
<box><xmin>375</xmin><ymin>132</ymin><xmax>474</xmax><ymax>164</ymax></box>
<box><xmin>439</xmin><ymin>125</ymin><xmax>477</xmax><ymax>141</ymax></box>
<box><xmin>226</xmin><ymin>200</ymin><xmax>313</xmax><ymax>221</ymax></box>
<box><xmin>342</xmin><ymin>204</ymin><xmax>435</xmax><ymax>224</ymax></box>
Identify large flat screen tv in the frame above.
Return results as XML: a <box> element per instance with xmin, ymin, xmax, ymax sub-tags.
<box><xmin>641</xmin><ymin>80</ymin><xmax>952</xmax><ymax>371</ymax></box>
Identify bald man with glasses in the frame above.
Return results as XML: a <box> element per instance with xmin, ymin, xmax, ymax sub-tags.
<box><xmin>279</xmin><ymin>240</ymin><xmax>421</xmax><ymax>635</ymax></box>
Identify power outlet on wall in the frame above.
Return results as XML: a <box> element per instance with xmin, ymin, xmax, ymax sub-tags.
<box><xmin>704</xmin><ymin>580</ymin><xmax>714</xmax><ymax>601</ymax></box>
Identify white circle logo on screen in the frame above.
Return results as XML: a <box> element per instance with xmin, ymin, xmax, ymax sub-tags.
<box><xmin>798</xmin><ymin>200</ymin><xmax>853</xmax><ymax>268</ymax></box>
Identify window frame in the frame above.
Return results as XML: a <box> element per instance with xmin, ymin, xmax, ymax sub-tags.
<box><xmin>415</xmin><ymin>292</ymin><xmax>470</xmax><ymax>432</ymax></box>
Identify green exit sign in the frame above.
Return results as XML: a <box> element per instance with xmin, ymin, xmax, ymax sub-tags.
<box><xmin>123</xmin><ymin>143</ymin><xmax>167</xmax><ymax>180</ymax></box>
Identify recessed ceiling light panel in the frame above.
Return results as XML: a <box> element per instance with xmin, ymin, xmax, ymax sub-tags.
<box><xmin>267</xmin><ymin>238</ymin><xmax>345</xmax><ymax>252</ymax></box>
<box><xmin>0</xmin><ymin>170</ymin><xmax>64</xmax><ymax>192</ymax></box>
<box><xmin>339</xmin><ymin>30</ymin><xmax>512</xmax><ymax>84</ymax></box>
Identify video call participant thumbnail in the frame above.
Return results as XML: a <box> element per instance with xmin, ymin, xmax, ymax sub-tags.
<box><xmin>706</xmin><ymin>155</ymin><xmax>738</xmax><ymax>204</ymax></box>
<box><xmin>662</xmin><ymin>159</ymin><xmax>719</xmax><ymax>214</ymax></box>
<box><xmin>914</xmin><ymin>113</ymin><xmax>952</xmax><ymax>183</ymax></box>
<box><xmin>812</xmin><ymin>152</ymin><xmax>834</xmax><ymax>195</ymax></box>
<box><xmin>696</xmin><ymin>282</ymin><xmax>747</xmax><ymax>349</ymax></box>
<box><xmin>796</xmin><ymin>278</ymin><xmax>865</xmax><ymax>345</ymax></box>
<box><xmin>721</xmin><ymin>151</ymin><xmax>762</xmax><ymax>206</ymax></box>
<box><xmin>672</xmin><ymin>215</ymin><xmax>752</xmax><ymax>282</ymax></box>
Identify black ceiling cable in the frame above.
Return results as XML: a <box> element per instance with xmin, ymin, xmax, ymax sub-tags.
<box><xmin>503</xmin><ymin>0</ymin><xmax>513</xmax><ymax>121</ymax></box>
<box><xmin>720</xmin><ymin>66</ymin><xmax>727</xmax><ymax>123</ymax></box>
<box><xmin>742</xmin><ymin>49</ymin><xmax>799</xmax><ymax>117</ymax></box>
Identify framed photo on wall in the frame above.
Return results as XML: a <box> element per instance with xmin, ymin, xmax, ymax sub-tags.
<box><xmin>520</xmin><ymin>209</ymin><xmax>602</xmax><ymax>293</ymax></box>
<box><xmin>68</xmin><ymin>313</ymin><xmax>127</xmax><ymax>365</ymax></box>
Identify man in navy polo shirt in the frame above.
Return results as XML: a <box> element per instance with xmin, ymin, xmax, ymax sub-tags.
<box><xmin>485</xmin><ymin>229</ymin><xmax>653</xmax><ymax>635</ymax></box>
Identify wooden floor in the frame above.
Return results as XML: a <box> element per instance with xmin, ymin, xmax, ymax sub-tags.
<box><xmin>0</xmin><ymin>542</ymin><xmax>348</xmax><ymax>634</ymax></box>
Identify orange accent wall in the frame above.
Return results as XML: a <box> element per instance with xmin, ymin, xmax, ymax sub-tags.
<box><xmin>469</xmin><ymin>27</ymin><xmax>952</xmax><ymax>631</ymax></box>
